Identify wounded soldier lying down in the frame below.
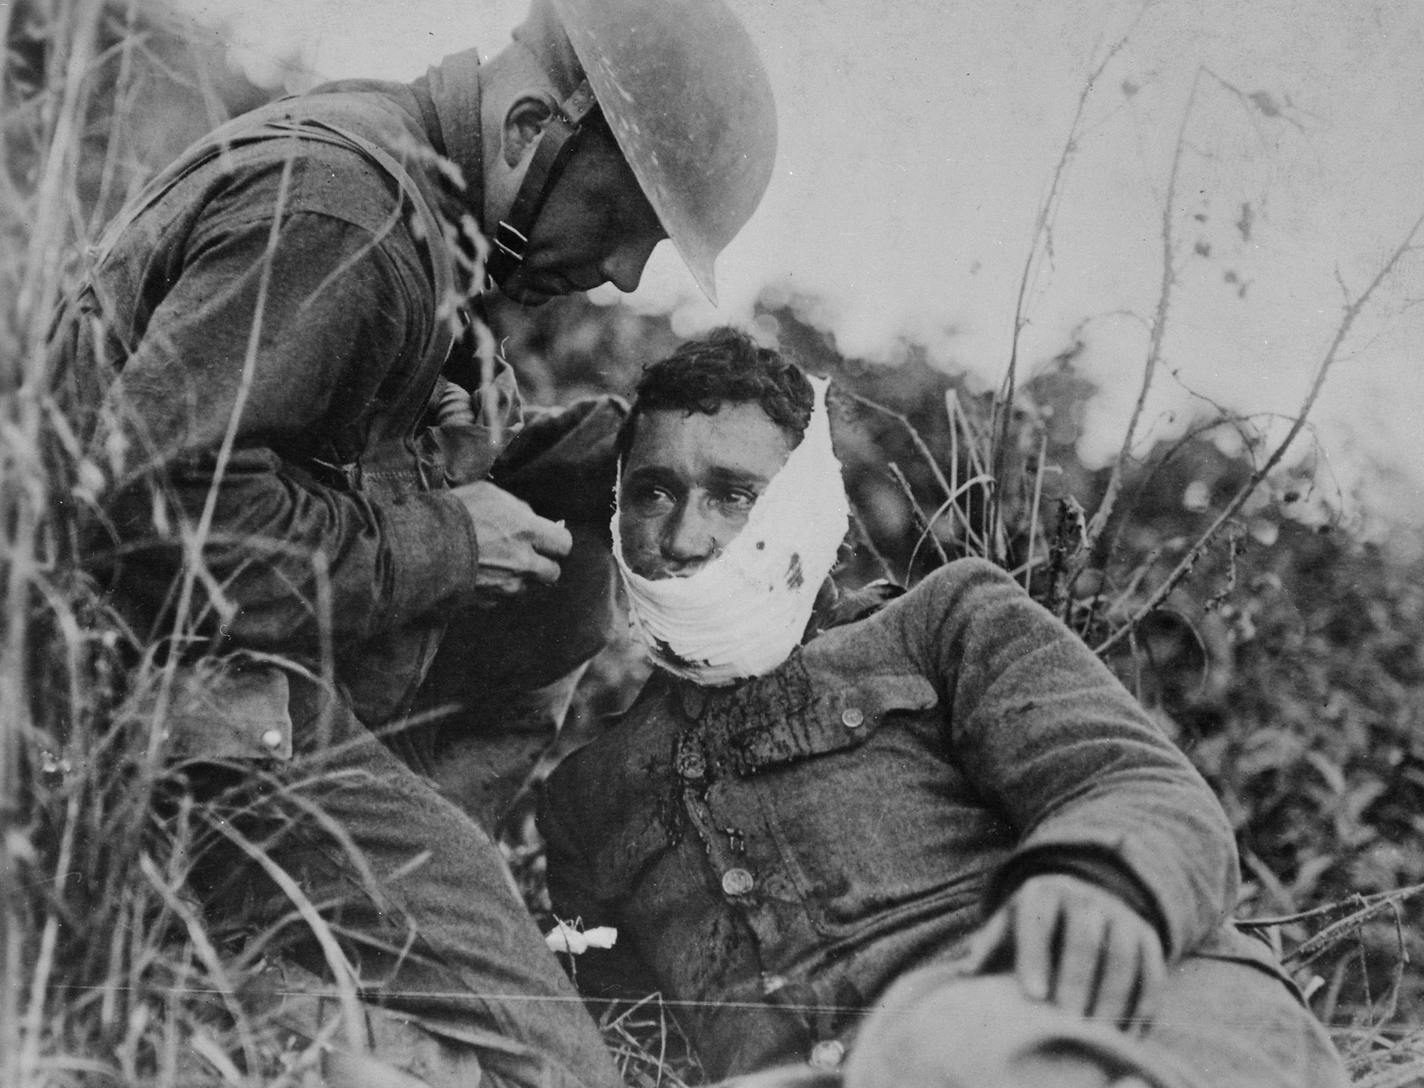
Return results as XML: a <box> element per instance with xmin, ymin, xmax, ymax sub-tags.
<box><xmin>537</xmin><ymin>328</ymin><xmax>1349</xmax><ymax>1088</ymax></box>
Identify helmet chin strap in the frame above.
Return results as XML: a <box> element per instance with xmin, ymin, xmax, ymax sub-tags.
<box><xmin>484</xmin><ymin>79</ymin><xmax>599</xmax><ymax>290</ymax></box>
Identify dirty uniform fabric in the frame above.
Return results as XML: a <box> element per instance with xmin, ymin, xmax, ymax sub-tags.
<box><xmin>540</xmin><ymin>559</ymin><xmax>1348</xmax><ymax>1086</ymax></box>
<box><xmin>207</xmin><ymin>676</ymin><xmax>622</xmax><ymax>1088</ymax></box>
<box><xmin>51</xmin><ymin>70</ymin><xmax>622</xmax><ymax>1088</ymax></box>
<box><xmin>54</xmin><ymin>79</ymin><xmax>506</xmax><ymax>698</ymax></box>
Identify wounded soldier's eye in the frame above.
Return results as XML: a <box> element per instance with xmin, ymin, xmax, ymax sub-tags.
<box><xmin>625</xmin><ymin>483</ymin><xmax>677</xmax><ymax>512</ymax></box>
<box><xmin>712</xmin><ymin>487</ymin><xmax>759</xmax><ymax>511</ymax></box>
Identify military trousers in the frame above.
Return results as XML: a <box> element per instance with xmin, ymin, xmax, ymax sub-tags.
<box><xmin>192</xmin><ymin>666</ymin><xmax>623</xmax><ymax>1088</ymax></box>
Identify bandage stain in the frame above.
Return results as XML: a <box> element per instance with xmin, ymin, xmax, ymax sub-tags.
<box><xmin>786</xmin><ymin>552</ymin><xmax>804</xmax><ymax>589</ymax></box>
<box><xmin>654</xmin><ymin>638</ymin><xmax>698</xmax><ymax>671</ymax></box>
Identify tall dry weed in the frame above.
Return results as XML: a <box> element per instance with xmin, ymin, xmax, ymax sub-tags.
<box><xmin>5</xmin><ymin>3</ymin><xmax>1423</xmax><ymax>1085</ymax></box>
<box><xmin>1</xmin><ymin>4</ymin><xmax>363</xmax><ymax>1083</ymax></box>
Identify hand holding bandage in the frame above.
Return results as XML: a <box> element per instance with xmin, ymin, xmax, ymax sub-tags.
<box><xmin>452</xmin><ymin>481</ymin><xmax>572</xmax><ymax>602</ymax></box>
<box><xmin>431</xmin><ymin>368</ymin><xmax>570</xmax><ymax>601</ymax></box>
<box><xmin>425</xmin><ymin>370</ymin><xmax>525</xmax><ymax>486</ymax></box>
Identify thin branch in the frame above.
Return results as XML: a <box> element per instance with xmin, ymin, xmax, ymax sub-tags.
<box><xmin>888</xmin><ymin>462</ymin><xmax>950</xmax><ymax>569</ymax></box>
<box><xmin>1096</xmin><ymin>208</ymin><xmax>1424</xmax><ymax>655</ymax></box>
<box><xmin>1238</xmin><ymin>883</ymin><xmax>1424</xmax><ymax>930</ymax></box>
<box><xmin>838</xmin><ymin>387</ymin><xmax>955</xmax><ymax>506</ymax></box>
<box><xmin>992</xmin><ymin>9</ymin><xmax>1146</xmax><ymax>547</ymax></box>
<box><xmin>847</xmin><ymin>505</ymin><xmax>896</xmax><ymax>583</ymax></box>
<box><xmin>1079</xmin><ymin>66</ymin><xmax>1203</xmax><ymax>569</ymax></box>
<box><xmin>1022</xmin><ymin>430</ymin><xmax>1049</xmax><ymax>591</ymax></box>
<box><xmin>919</xmin><ymin>471</ymin><xmax>999</xmax><ymax>561</ymax></box>
<box><xmin>1288</xmin><ymin>885</ymin><xmax>1424</xmax><ymax>971</ymax></box>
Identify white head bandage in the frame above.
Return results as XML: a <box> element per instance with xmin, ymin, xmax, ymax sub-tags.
<box><xmin>612</xmin><ymin>375</ymin><xmax>850</xmax><ymax>686</ymax></box>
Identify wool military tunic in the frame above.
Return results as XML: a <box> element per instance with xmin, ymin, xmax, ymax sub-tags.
<box><xmin>52</xmin><ymin>76</ymin><xmax>506</xmax><ymax>727</ymax></box>
<box><xmin>540</xmin><ymin>559</ymin><xmax>1347</xmax><ymax>1085</ymax></box>
<box><xmin>48</xmin><ymin>65</ymin><xmax>629</xmax><ymax>1088</ymax></box>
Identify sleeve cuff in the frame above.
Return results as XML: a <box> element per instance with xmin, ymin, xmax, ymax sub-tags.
<box><xmin>382</xmin><ymin>489</ymin><xmax>480</xmax><ymax>623</ymax></box>
<box><xmin>988</xmin><ymin>844</ymin><xmax>1172</xmax><ymax>954</ymax></box>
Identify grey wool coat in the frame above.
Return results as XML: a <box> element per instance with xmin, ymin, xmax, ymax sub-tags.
<box><xmin>540</xmin><ymin>558</ymin><xmax>1347</xmax><ymax>1085</ymax></box>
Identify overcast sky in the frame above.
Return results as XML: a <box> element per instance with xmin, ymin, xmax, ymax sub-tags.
<box><xmin>180</xmin><ymin>0</ymin><xmax>1424</xmax><ymax>533</ymax></box>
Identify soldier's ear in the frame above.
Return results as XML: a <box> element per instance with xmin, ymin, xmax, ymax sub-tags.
<box><xmin>502</xmin><ymin>95</ymin><xmax>556</xmax><ymax>167</ymax></box>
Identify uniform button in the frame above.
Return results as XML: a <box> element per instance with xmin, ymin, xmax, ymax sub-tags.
<box><xmin>260</xmin><ymin>728</ymin><xmax>284</xmax><ymax>750</ymax></box>
<box><xmin>721</xmin><ymin>868</ymin><xmax>755</xmax><ymax>896</ymax></box>
<box><xmin>840</xmin><ymin>707</ymin><xmax>865</xmax><ymax>729</ymax></box>
<box><xmin>810</xmin><ymin>1039</ymin><xmax>845</xmax><ymax>1069</ymax></box>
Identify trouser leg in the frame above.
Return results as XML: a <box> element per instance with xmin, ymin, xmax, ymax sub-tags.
<box><xmin>197</xmin><ymin>675</ymin><xmax>623</xmax><ymax>1088</ymax></box>
<box><xmin>247</xmin><ymin>959</ymin><xmax>486</xmax><ymax>1088</ymax></box>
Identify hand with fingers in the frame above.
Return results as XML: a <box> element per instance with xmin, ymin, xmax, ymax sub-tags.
<box><xmin>451</xmin><ymin>480</ymin><xmax>573</xmax><ymax>603</ymax></box>
<box><xmin>966</xmin><ymin>873</ymin><xmax>1166</xmax><ymax>1034</ymax></box>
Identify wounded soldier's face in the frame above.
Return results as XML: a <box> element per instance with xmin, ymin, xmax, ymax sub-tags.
<box><xmin>617</xmin><ymin>404</ymin><xmax>796</xmax><ymax>581</ymax></box>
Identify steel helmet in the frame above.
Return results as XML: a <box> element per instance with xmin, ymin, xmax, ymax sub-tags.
<box><xmin>513</xmin><ymin>0</ymin><xmax>777</xmax><ymax>304</ymax></box>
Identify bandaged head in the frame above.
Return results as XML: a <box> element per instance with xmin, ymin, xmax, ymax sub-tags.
<box><xmin>612</xmin><ymin>373</ymin><xmax>850</xmax><ymax>686</ymax></box>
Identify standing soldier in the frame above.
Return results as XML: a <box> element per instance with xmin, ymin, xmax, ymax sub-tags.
<box><xmin>49</xmin><ymin>2</ymin><xmax>776</xmax><ymax>1085</ymax></box>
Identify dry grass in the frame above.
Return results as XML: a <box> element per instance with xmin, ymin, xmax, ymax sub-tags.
<box><xmin>4</xmin><ymin>2</ymin><xmax>1422</xmax><ymax>1085</ymax></box>
<box><xmin>2</xmin><ymin>3</ymin><xmax>367</xmax><ymax>1083</ymax></box>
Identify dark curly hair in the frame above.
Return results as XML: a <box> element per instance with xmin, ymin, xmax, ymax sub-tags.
<box><xmin>617</xmin><ymin>328</ymin><xmax>814</xmax><ymax>461</ymax></box>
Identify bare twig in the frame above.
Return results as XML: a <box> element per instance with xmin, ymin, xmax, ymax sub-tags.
<box><xmin>992</xmin><ymin>10</ymin><xmax>1146</xmax><ymax>553</ymax></box>
<box><xmin>1096</xmin><ymin>207</ymin><xmax>1424</xmax><ymax>655</ymax></box>
<box><xmin>838</xmin><ymin>387</ymin><xmax>955</xmax><ymax>506</ymax></box>
<box><xmin>943</xmin><ymin>389</ymin><xmax>1002</xmax><ymax>562</ymax></box>
<box><xmin>1239</xmin><ymin>883</ymin><xmax>1424</xmax><ymax>970</ymax></box>
<box><xmin>847</xmin><ymin>505</ymin><xmax>896</xmax><ymax>583</ymax></box>
<box><xmin>1021</xmin><ymin>430</ymin><xmax>1049</xmax><ymax>591</ymax></box>
<box><xmin>1355</xmin><ymin>1060</ymin><xmax>1424</xmax><ymax>1088</ymax></box>
<box><xmin>888</xmin><ymin>462</ymin><xmax>951</xmax><ymax>570</ymax></box>
<box><xmin>1078</xmin><ymin>66</ymin><xmax>1203</xmax><ymax>574</ymax></box>
<box><xmin>1239</xmin><ymin>889</ymin><xmax>1402</xmax><ymax>930</ymax></box>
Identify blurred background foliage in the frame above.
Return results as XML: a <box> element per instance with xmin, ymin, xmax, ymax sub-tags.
<box><xmin>487</xmin><ymin>289</ymin><xmax>1424</xmax><ymax>1039</ymax></box>
<box><xmin>6</xmin><ymin>1</ymin><xmax>1424</xmax><ymax>1083</ymax></box>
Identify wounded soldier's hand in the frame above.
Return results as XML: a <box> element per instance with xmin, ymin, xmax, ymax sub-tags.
<box><xmin>968</xmin><ymin>873</ymin><xmax>1166</xmax><ymax>1032</ymax></box>
<box><xmin>452</xmin><ymin>481</ymin><xmax>573</xmax><ymax>602</ymax></box>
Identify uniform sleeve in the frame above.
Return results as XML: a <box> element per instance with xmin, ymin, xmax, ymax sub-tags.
<box><xmin>90</xmin><ymin>197</ymin><xmax>480</xmax><ymax>651</ymax></box>
<box><xmin>538</xmin><ymin>774</ymin><xmax>663</xmax><ymax>1004</ymax></box>
<box><xmin>914</xmin><ymin>559</ymin><xmax>1239</xmax><ymax>958</ymax></box>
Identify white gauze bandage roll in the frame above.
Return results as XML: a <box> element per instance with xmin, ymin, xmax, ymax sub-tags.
<box><xmin>611</xmin><ymin>375</ymin><xmax>850</xmax><ymax>686</ymax></box>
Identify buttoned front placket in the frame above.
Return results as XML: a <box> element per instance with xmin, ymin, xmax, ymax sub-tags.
<box><xmin>672</xmin><ymin>676</ymin><xmax>847</xmax><ymax>1071</ymax></box>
